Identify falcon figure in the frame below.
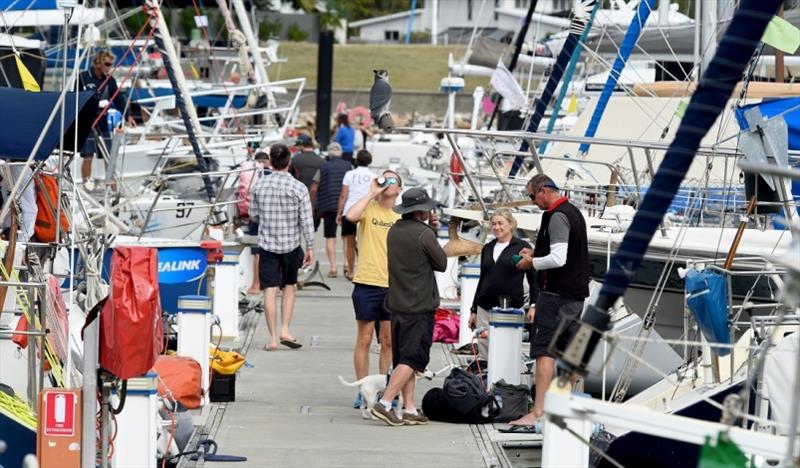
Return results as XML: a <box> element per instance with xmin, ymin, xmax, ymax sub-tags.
<box><xmin>369</xmin><ymin>69</ymin><xmax>394</xmax><ymax>133</ymax></box>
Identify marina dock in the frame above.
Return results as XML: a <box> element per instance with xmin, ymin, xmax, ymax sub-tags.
<box><xmin>188</xmin><ymin>236</ymin><xmax>492</xmax><ymax>468</ymax></box>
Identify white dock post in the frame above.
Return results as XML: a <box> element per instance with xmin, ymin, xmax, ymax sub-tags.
<box><xmin>487</xmin><ymin>307</ymin><xmax>525</xmax><ymax>387</ymax></box>
<box><xmin>212</xmin><ymin>251</ymin><xmax>240</xmax><ymax>340</ymax></box>
<box><xmin>458</xmin><ymin>263</ymin><xmax>480</xmax><ymax>347</ymax></box>
<box><xmin>114</xmin><ymin>372</ymin><xmax>158</xmax><ymax>468</ymax></box>
<box><xmin>435</xmin><ymin>228</ymin><xmax>459</xmax><ymax>301</ymax></box>
<box><xmin>177</xmin><ymin>295</ymin><xmax>212</xmax><ymax>405</ymax></box>
<box><xmin>542</xmin><ymin>383</ymin><xmax>592</xmax><ymax>468</ymax></box>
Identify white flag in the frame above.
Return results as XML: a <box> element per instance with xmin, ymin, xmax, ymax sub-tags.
<box><xmin>490</xmin><ymin>61</ymin><xmax>526</xmax><ymax>112</ymax></box>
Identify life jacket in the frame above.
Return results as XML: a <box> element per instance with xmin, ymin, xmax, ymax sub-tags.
<box><xmin>34</xmin><ymin>173</ymin><xmax>69</xmax><ymax>243</ymax></box>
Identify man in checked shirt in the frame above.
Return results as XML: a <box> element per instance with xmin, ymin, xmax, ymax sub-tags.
<box><xmin>250</xmin><ymin>143</ymin><xmax>315</xmax><ymax>351</ymax></box>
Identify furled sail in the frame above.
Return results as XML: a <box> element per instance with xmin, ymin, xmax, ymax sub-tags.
<box><xmin>508</xmin><ymin>0</ymin><xmax>597</xmax><ymax>177</ymax></box>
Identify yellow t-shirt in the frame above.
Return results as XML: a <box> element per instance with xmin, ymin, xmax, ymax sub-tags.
<box><xmin>353</xmin><ymin>201</ymin><xmax>400</xmax><ymax>287</ymax></box>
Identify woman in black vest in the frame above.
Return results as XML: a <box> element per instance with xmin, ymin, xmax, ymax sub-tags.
<box><xmin>469</xmin><ymin>208</ymin><xmax>536</xmax><ymax>361</ymax></box>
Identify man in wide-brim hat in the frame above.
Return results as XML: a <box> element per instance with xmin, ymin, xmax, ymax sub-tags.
<box><xmin>369</xmin><ymin>188</ymin><xmax>447</xmax><ymax>426</ymax></box>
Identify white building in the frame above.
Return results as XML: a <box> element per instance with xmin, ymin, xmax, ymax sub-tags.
<box><xmin>350</xmin><ymin>0</ymin><xmax>570</xmax><ymax>44</ymax></box>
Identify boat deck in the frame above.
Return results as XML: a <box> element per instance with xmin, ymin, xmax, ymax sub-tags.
<box><xmin>181</xmin><ymin>240</ymin><xmax>509</xmax><ymax>468</ymax></box>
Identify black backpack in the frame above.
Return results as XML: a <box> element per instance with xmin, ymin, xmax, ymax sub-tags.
<box><xmin>422</xmin><ymin>368</ymin><xmax>499</xmax><ymax>424</ymax></box>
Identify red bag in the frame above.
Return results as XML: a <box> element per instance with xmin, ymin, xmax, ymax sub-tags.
<box><xmin>99</xmin><ymin>246</ymin><xmax>164</xmax><ymax>379</ymax></box>
<box><xmin>153</xmin><ymin>355</ymin><xmax>203</xmax><ymax>409</ymax></box>
<box><xmin>12</xmin><ymin>314</ymin><xmax>28</xmax><ymax>348</ymax></box>
<box><xmin>34</xmin><ymin>173</ymin><xmax>70</xmax><ymax>242</ymax></box>
<box><xmin>433</xmin><ymin>308</ymin><xmax>459</xmax><ymax>344</ymax></box>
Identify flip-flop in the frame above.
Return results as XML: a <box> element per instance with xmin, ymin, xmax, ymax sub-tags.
<box><xmin>280</xmin><ymin>338</ymin><xmax>303</xmax><ymax>349</ymax></box>
<box><xmin>498</xmin><ymin>424</ymin><xmax>539</xmax><ymax>434</ymax></box>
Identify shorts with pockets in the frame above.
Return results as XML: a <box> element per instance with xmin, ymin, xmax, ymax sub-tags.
<box><xmin>391</xmin><ymin>311</ymin><xmax>434</xmax><ymax>372</ymax></box>
<box><xmin>529</xmin><ymin>293</ymin><xmax>583</xmax><ymax>359</ymax></box>
<box><xmin>258</xmin><ymin>246</ymin><xmax>302</xmax><ymax>289</ymax></box>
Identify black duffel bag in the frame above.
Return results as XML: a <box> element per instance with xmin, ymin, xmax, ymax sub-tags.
<box><xmin>422</xmin><ymin>368</ymin><xmax>499</xmax><ymax>423</ymax></box>
<box><xmin>492</xmin><ymin>379</ymin><xmax>531</xmax><ymax>422</ymax></box>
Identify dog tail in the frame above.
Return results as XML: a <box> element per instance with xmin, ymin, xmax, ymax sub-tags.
<box><xmin>338</xmin><ymin>376</ymin><xmax>360</xmax><ymax>387</ymax></box>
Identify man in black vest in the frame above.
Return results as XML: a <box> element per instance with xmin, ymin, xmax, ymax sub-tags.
<box><xmin>510</xmin><ymin>174</ymin><xmax>589</xmax><ymax>428</ymax></box>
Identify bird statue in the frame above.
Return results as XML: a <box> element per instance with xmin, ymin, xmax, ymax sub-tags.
<box><xmin>369</xmin><ymin>69</ymin><xmax>394</xmax><ymax>133</ymax></box>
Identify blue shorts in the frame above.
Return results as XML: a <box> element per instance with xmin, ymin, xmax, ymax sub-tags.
<box><xmin>351</xmin><ymin>283</ymin><xmax>391</xmax><ymax>322</ymax></box>
<box><xmin>80</xmin><ymin>130</ymin><xmax>111</xmax><ymax>159</ymax></box>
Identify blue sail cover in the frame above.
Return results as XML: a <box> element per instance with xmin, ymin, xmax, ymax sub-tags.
<box><xmin>0</xmin><ymin>0</ymin><xmax>58</xmax><ymax>9</ymax></box>
<box><xmin>130</xmin><ymin>87</ymin><xmax>248</xmax><ymax>109</ymax></box>
<box><xmin>578</xmin><ymin>0</ymin><xmax>656</xmax><ymax>155</ymax></box>
<box><xmin>0</xmin><ymin>88</ymin><xmax>95</xmax><ymax>160</ymax></box>
<box><xmin>684</xmin><ymin>269</ymin><xmax>731</xmax><ymax>356</ymax></box>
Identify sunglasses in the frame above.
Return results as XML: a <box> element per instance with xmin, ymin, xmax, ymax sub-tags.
<box><xmin>103</xmin><ymin>62</ymin><xmax>114</xmax><ymax>67</ymax></box>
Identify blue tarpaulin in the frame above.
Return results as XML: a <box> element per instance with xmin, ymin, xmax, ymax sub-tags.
<box><xmin>735</xmin><ymin>96</ymin><xmax>800</xmax><ymax>220</ymax></box>
<box><xmin>0</xmin><ymin>88</ymin><xmax>95</xmax><ymax>160</ymax></box>
<box><xmin>0</xmin><ymin>0</ymin><xmax>57</xmax><ymax>10</ymax></box>
<box><xmin>685</xmin><ymin>269</ymin><xmax>731</xmax><ymax>356</ymax></box>
<box><xmin>130</xmin><ymin>88</ymin><xmax>248</xmax><ymax>109</ymax></box>
<box><xmin>735</xmin><ymin>96</ymin><xmax>800</xmax><ymax>151</ymax></box>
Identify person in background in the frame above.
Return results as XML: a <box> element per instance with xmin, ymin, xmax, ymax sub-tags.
<box><xmin>249</xmin><ymin>144</ymin><xmax>314</xmax><ymax>351</ymax></box>
<box><xmin>352</xmin><ymin>119</ymin><xmax>374</xmax><ymax>154</ymax></box>
<box><xmin>309</xmin><ymin>142</ymin><xmax>350</xmax><ymax>277</ymax></box>
<box><xmin>291</xmin><ymin>133</ymin><xmax>323</xmax><ymax>230</ymax></box>
<box><xmin>337</xmin><ymin>150</ymin><xmax>376</xmax><ymax>281</ymax></box>
<box><xmin>243</xmin><ymin>151</ymin><xmax>271</xmax><ymax>294</ymax></box>
<box><xmin>469</xmin><ymin>208</ymin><xmax>536</xmax><ymax>360</ymax></box>
<box><xmin>333</xmin><ymin>113</ymin><xmax>355</xmax><ymax>164</ymax></box>
<box><xmin>509</xmin><ymin>174</ymin><xmax>589</xmax><ymax>429</ymax></box>
<box><xmin>79</xmin><ymin>50</ymin><xmax>136</xmax><ymax>187</ymax></box>
<box><xmin>345</xmin><ymin>170</ymin><xmax>402</xmax><ymax>408</ymax></box>
<box><xmin>370</xmin><ymin>188</ymin><xmax>446</xmax><ymax>426</ymax></box>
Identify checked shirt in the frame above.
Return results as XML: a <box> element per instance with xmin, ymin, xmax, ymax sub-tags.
<box><xmin>249</xmin><ymin>170</ymin><xmax>315</xmax><ymax>254</ymax></box>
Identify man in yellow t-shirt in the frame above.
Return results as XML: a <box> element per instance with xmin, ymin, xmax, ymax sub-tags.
<box><xmin>345</xmin><ymin>170</ymin><xmax>402</xmax><ymax>406</ymax></box>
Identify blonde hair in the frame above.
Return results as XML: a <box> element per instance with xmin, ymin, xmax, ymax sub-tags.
<box><xmin>93</xmin><ymin>50</ymin><xmax>115</xmax><ymax>66</ymax></box>
<box><xmin>491</xmin><ymin>208</ymin><xmax>517</xmax><ymax>231</ymax></box>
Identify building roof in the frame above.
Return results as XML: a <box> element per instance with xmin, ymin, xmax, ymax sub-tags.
<box><xmin>494</xmin><ymin>7</ymin><xmax>571</xmax><ymax>29</ymax></box>
<box><xmin>350</xmin><ymin>9</ymin><xmax>423</xmax><ymax>28</ymax></box>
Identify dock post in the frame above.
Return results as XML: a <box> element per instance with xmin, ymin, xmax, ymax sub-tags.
<box><xmin>114</xmin><ymin>373</ymin><xmax>158</xmax><ymax>468</ymax></box>
<box><xmin>213</xmin><ymin>251</ymin><xmax>240</xmax><ymax>340</ymax></box>
<box><xmin>487</xmin><ymin>307</ymin><xmax>525</xmax><ymax>387</ymax></box>
<box><xmin>458</xmin><ymin>263</ymin><xmax>480</xmax><ymax>347</ymax></box>
<box><xmin>177</xmin><ymin>295</ymin><xmax>212</xmax><ymax>405</ymax></box>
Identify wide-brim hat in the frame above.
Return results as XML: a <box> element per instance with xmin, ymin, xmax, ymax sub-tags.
<box><xmin>393</xmin><ymin>187</ymin><xmax>437</xmax><ymax>214</ymax></box>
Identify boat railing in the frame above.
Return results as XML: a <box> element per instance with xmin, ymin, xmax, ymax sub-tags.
<box><xmin>0</xmin><ymin>279</ymin><xmax>49</xmax><ymax>404</ymax></box>
<box><xmin>134</xmin><ymin>78</ymin><xmax>305</xmax><ymax>146</ymax></box>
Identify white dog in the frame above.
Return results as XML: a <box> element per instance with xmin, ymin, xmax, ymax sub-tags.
<box><xmin>338</xmin><ymin>365</ymin><xmax>452</xmax><ymax>419</ymax></box>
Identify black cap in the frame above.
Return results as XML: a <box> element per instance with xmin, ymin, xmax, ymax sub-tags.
<box><xmin>393</xmin><ymin>188</ymin><xmax>437</xmax><ymax>214</ymax></box>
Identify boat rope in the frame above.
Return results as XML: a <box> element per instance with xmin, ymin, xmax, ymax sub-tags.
<box><xmin>0</xmin><ymin>390</ymin><xmax>37</xmax><ymax>428</ymax></box>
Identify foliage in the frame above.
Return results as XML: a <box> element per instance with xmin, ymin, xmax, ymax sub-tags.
<box><xmin>260</xmin><ymin>18</ymin><xmax>283</xmax><ymax>39</ymax></box>
<box><xmin>342</xmin><ymin>0</ymin><xmax>426</xmax><ymax>22</ymax></box>
<box><xmin>408</xmin><ymin>30</ymin><xmax>431</xmax><ymax>43</ymax></box>
<box><xmin>287</xmin><ymin>23</ymin><xmax>309</xmax><ymax>41</ymax></box>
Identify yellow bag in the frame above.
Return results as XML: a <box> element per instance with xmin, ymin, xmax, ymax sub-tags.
<box><xmin>210</xmin><ymin>347</ymin><xmax>246</xmax><ymax>375</ymax></box>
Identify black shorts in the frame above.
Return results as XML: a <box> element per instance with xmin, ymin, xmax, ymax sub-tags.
<box><xmin>530</xmin><ymin>293</ymin><xmax>583</xmax><ymax>359</ymax></box>
<box><xmin>258</xmin><ymin>246</ymin><xmax>302</xmax><ymax>288</ymax></box>
<box><xmin>313</xmin><ymin>213</ymin><xmax>321</xmax><ymax>231</ymax></box>
<box><xmin>351</xmin><ymin>283</ymin><xmax>391</xmax><ymax>322</ymax></box>
<box><xmin>249</xmin><ymin>222</ymin><xmax>259</xmax><ymax>253</ymax></box>
<box><xmin>391</xmin><ymin>311</ymin><xmax>434</xmax><ymax>372</ymax></box>
<box><xmin>320</xmin><ymin>211</ymin><xmax>339</xmax><ymax>239</ymax></box>
<box><xmin>80</xmin><ymin>131</ymin><xmax>111</xmax><ymax>159</ymax></box>
<box><xmin>341</xmin><ymin>217</ymin><xmax>357</xmax><ymax>236</ymax></box>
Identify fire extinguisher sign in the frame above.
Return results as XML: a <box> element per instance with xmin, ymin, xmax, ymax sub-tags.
<box><xmin>43</xmin><ymin>391</ymin><xmax>76</xmax><ymax>437</ymax></box>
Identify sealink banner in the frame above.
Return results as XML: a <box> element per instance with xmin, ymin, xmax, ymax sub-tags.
<box><xmin>157</xmin><ymin>248</ymin><xmax>207</xmax><ymax>284</ymax></box>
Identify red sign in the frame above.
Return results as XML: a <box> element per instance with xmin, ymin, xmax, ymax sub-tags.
<box><xmin>43</xmin><ymin>391</ymin><xmax>76</xmax><ymax>437</ymax></box>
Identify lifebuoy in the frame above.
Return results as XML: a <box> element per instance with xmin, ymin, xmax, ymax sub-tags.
<box><xmin>450</xmin><ymin>153</ymin><xmax>463</xmax><ymax>185</ymax></box>
<box><xmin>348</xmin><ymin>106</ymin><xmax>372</xmax><ymax>127</ymax></box>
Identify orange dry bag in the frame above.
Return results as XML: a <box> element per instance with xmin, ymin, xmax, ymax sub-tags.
<box><xmin>34</xmin><ymin>173</ymin><xmax>69</xmax><ymax>242</ymax></box>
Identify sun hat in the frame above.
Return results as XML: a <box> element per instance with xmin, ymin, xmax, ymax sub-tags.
<box><xmin>393</xmin><ymin>188</ymin><xmax>438</xmax><ymax>214</ymax></box>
